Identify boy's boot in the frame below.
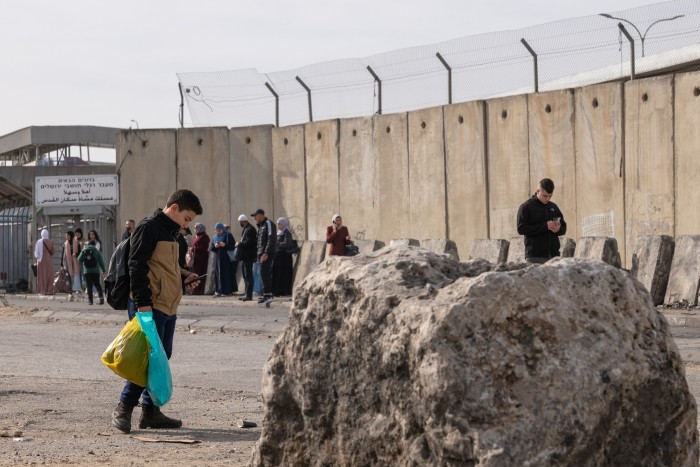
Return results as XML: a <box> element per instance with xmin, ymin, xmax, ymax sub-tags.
<box><xmin>139</xmin><ymin>405</ymin><xmax>182</xmax><ymax>429</ymax></box>
<box><xmin>111</xmin><ymin>402</ymin><xmax>135</xmax><ymax>433</ymax></box>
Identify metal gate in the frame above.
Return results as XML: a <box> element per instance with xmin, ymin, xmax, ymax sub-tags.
<box><xmin>0</xmin><ymin>201</ymin><xmax>31</xmax><ymax>292</ymax></box>
<box><xmin>39</xmin><ymin>207</ymin><xmax>116</xmax><ymax>282</ymax></box>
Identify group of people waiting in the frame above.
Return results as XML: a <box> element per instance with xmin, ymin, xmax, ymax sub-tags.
<box><xmin>34</xmin><ymin>227</ymin><xmax>107</xmax><ymax>305</ymax></box>
<box><xmin>33</xmin><ymin>209</ymin><xmax>355</xmax><ymax>304</ymax></box>
<box><xmin>185</xmin><ymin>208</ymin><xmax>300</xmax><ymax>304</ymax></box>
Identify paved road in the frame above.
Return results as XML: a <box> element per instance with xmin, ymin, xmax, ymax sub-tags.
<box><xmin>5</xmin><ymin>293</ymin><xmax>292</xmax><ymax>335</ymax></box>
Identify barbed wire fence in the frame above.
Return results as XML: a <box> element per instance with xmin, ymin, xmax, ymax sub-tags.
<box><xmin>177</xmin><ymin>0</ymin><xmax>700</xmax><ymax>129</ymax></box>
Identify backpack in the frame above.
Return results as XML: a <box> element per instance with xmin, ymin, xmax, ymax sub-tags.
<box><xmin>104</xmin><ymin>237</ymin><xmax>131</xmax><ymax>310</ymax></box>
<box><xmin>83</xmin><ymin>248</ymin><xmax>97</xmax><ymax>268</ymax></box>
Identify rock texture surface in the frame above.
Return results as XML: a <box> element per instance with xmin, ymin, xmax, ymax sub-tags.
<box><xmin>252</xmin><ymin>245</ymin><xmax>698</xmax><ymax>466</ymax></box>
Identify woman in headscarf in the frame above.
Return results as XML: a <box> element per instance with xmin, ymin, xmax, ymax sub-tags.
<box><xmin>326</xmin><ymin>213</ymin><xmax>353</xmax><ymax>256</ymax></box>
<box><xmin>210</xmin><ymin>222</ymin><xmax>236</xmax><ymax>296</ymax></box>
<box><xmin>63</xmin><ymin>230</ymin><xmax>81</xmax><ymax>293</ymax></box>
<box><xmin>272</xmin><ymin>217</ymin><xmax>296</xmax><ymax>296</ymax></box>
<box><xmin>190</xmin><ymin>223</ymin><xmax>210</xmax><ymax>295</ymax></box>
<box><xmin>34</xmin><ymin>229</ymin><xmax>55</xmax><ymax>295</ymax></box>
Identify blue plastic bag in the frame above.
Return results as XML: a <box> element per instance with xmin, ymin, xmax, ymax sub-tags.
<box><xmin>135</xmin><ymin>312</ymin><xmax>173</xmax><ymax>407</ymax></box>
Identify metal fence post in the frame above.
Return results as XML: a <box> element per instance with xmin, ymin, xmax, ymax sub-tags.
<box><xmin>264</xmin><ymin>82</ymin><xmax>280</xmax><ymax>127</ymax></box>
<box><xmin>435</xmin><ymin>52</ymin><xmax>452</xmax><ymax>104</ymax></box>
<box><xmin>366</xmin><ymin>66</ymin><xmax>382</xmax><ymax>115</ymax></box>
<box><xmin>295</xmin><ymin>76</ymin><xmax>313</xmax><ymax>122</ymax></box>
<box><xmin>617</xmin><ymin>23</ymin><xmax>636</xmax><ymax>79</ymax></box>
<box><xmin>520</xmin><ymin>38</ymin><xmax>538</xmax><ymax>93</ymax></box>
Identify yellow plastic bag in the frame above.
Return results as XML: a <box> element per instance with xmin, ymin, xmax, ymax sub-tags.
<box><xmin>101</xmin><ymin>317</ymin><xmax>150</xmax><ymax>387</ymax></box>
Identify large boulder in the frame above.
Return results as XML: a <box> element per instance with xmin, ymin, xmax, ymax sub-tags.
<box><xmin>252</xmin><ymin>245</ymin><xmax>698</xmax><ymax>466</ymax></box>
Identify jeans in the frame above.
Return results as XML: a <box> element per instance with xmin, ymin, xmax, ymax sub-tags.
<box><xmin>259</xmin><ymin>256</ymin><xmax>274</xmax><ymax>295</ymax></box>
<box><xmin>84</xmin><ymin>273</ymin><xmax>103</xmax><ymax>303</ymax></box>
<box><xmin>241</xmin><ymin>260</ymin><xmax>254</xmax><ymax>298</ymax></box>
<box><xmin>119</xmin><ymin>299</ymin><xmax>176</xmax><ymax>407</ymax></box>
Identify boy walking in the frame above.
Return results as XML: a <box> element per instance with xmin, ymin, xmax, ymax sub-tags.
<box><xmin>111</xmin><ymin>189</ymin><xmax>203</xmax><ymax>433</ymax></box>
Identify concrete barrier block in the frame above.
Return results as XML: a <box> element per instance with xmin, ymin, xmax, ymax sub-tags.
<box><xmin>420</xmin><ymin>239</ymin><xmax>459</xmax><ymax>260</ymax></box>
<box><xmin>469</xmin><ymin>239</ymin><xmax>509</xmax><ymax>264</ymax></box>
<box><xmin>561</xmin><ymin>237</ymin><xmax>576</xmax><ymax>257</ymax></box>
<box><xmin>508</xmin><ymin>237</ymin><xmax>525</xmax><ymax>263</ymax></box>
<box><xmin>631</xmin><ymin>235</ymin><xmax>674</xmax><ymax>306</ymax></box>
<box><xmin>389</xmin><ymin>238</ymin><xmax>420</xmax><ymax>247</ymax></box>
<box><xmin>353</xmin><ymin>239</ymin><xmax>385</xmax><ymax>255</ymax></box>
<box><xmin>293</xmin><ymin>240</ymin><xmax>326</xmax><ymax>291</ymax></box>
<box><xmin>574</xmin><ymin>237</ymin><xmax>622</xmax><ymax>268</ymax></box>
<box><xmin>665</xmin><ymin>235</ymin><xmax>700</xmax><ymax>306</ymax></box>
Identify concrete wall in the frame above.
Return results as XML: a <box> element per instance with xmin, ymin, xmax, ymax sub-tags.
<box><xmin>486</xmin><ymin>95</ymin><xmax>530</xmax><ymax>240</ymax></box>
<box><xmin>674</xmin><ymin>71</ymin><xmax>700</xmax><ymax>236</ymax></box>
<box><xmin>574</xmin><ymin>82</ymin><xmax>625</xmax><ymax>262</ymax></box>
<box><xmin>176</xmin><ymin>127</ymin><xmax>230</xmax><ymax>230</ymax></box>
<box><xmin>407</xmin><ymin>106</ymin><xmax>447</xmax><ymax>239</ymax></box>
<box><xmin>230</xmin><ymin>125</ymin><xmax>273</xmax><ymax>224</ymax></box>
<box><xmin>272</xmin><ymin>124</ymin><xmax>306</xmax><ymax>240</ymax></box>
<box><xmin>114</xmin><ymin>71</ymin><xmax>700</xmax><ymax>283</ymax></box>
<box><xmin>373</xmin><ymin>113</ymin><xmax>410</xmax><ymax>243</ymax></box>
<box><xmin>528</xmin><ymin>90</ymin><xmax>577</xmax><ymax>240</ymax></box>
<box><xmin>624</xmin><ymin>76</ymin><xmax>674</xmax><ymax>267</ymax></box>
<box><xmin>116</xmin><ymin>129</ymin><xmax>176</xmax><ymax>229</ymax></box>
<box><xmin>305</xmin><ymin>120</ymin><xmax>339</xmax><ymax>241</ymax></box>
<box><xmin>444</xmin><ymin>101</ymin><xmax>488</xmax><ymax>258</ymax></box>
<box><xmin>339</xmin><ymin>117</ymin><xmax>377</xmax><ymax>241</ymax></box>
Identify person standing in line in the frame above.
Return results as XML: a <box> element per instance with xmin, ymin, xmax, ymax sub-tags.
<box><xmin>516</xmin><ymin>178</ymin><xmax>567</xmax><ymax>264</ymax></box>
<box><xmin>252</xmin><ymin>209</ymin><xmax>276</xmax><ymax>304</ymax></box>
<box><xmin>63</xmin><ymin>230</ymin><xmax>81</xmax><ymax>293</ymax></box>
<box><xmin>190</xmin><ymin>223</ymin><xmax>210</xmax><ymax>295</ymax></box>
<box><xmin>34</xmin><ymin>229</ymin><xmax>55</xmax><ymax>295</ymax></box>
<box><xmin>122</xmin><ymin>219</ymin><xmax>136</xmax><ymax>241</ymax></box>
<box><xmin>272</xmin><ymin>217</ymin><xmax>296</xmax><ymax>297</ymax></box>
<box><xmin>235</xmin><ymin>215</ymin><xmax>257</xmax><ymax>301</ymax></box>
<box><xmin>87</xmin><ymin>229</ymin><xmax>102</xmax><ymax>297</ymax></box>
<box><xmin>78</xmin><ymin>240</ymin><xmax>106</xmax><ymax>305</ymax></box>
<box><xmin>87</xmin><ymin>229</ymin><xmax>102</xmax><ymax>251</ymax></box>
<box><xmin>326</xmin><ymin>214</ymin><xmax>353</xmax><ymax>256</ymax></box>
<box><xmin>74</xmin><ymin>227</ymin><xmax>85</xmax><ymax>291</ymax></box>
<box><xmin>210</xmin><ymin>223</ymin><xmax>236</xmax><ymax>297</ymax></box>
<box><xmin>224</xmin><ymin>224</ymin><xmax>238</xmax><ymax>294</ymax></box>
<box><xmin>111</xmin><ymin>189</ymin><xmax>203</xmax><ymax>434</ymax></box>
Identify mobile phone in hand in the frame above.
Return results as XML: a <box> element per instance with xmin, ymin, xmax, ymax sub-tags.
<box><xmin>184</xmin><ymin>274</ymin><xmax>207</xmax><ymax>285</ymax></box>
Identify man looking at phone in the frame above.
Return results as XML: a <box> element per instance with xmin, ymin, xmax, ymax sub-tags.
<box><xmin>516</xmin><ymin>178</ymin><xmax>567</xmax><ymax>264</ymax></box>
<box><xmin>111</xmin><ymin>189</ymin><xmax>203</xmax><ymax>434</ymax></box>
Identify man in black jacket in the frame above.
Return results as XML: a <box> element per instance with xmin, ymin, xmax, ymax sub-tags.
<box><xmin>111</xmin><ymin>189</ymin><xmax>203</xmax><ymax>434</ymax></box>
<box><xmin>516</xmin><ymin>178</ymin><xmax>567</xmax><ymax>264</ymax></box>
<box><xmin>235</xmin><ymin>214</ymin><xmax>257</xmax><ymax>301</ymax></box>
<box><xmin>252</xmin><ymin>208</ymin><xmax>277</xmax><ymax>304</ymax></box>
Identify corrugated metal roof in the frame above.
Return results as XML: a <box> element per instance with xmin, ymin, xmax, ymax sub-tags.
<box><xmin>0</xmin><ymin>125</ymin><xmax>121</xmax><ymax>160</ymax></box>
<box><xmin>0</xmin><ymin>176</ymin><xmax>32</xmax><ymax>202</ymax></box>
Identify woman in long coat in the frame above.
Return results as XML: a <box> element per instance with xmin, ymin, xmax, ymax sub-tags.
<box><xmin>34</xmin><ymin>229</ymin><xmax>55</xmax><ymax>295</ymax></box>
<box><xmin>191</xmin><ymin>223</ymin><xmax>210</xmax><ymax>295</ymax></box>
<box><xmin>272</xmin><ymin>217</ymin><xmax>295</xmax><ymax>296</ymax></box>
<box><xmin>63</xmin><ymin>230</ymin><xmax>81</xmax><ymax>293</ymax></box>
<box><xmin>210</xmin><ymin>223</ymin><xmax>236</xmax><ymax>296</ymax></box>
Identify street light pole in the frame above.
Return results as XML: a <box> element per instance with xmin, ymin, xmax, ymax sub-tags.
<box><xmin>599</xmin><ymin>13</ymin><xmax>685</xmax><ymax>57</ymax></box>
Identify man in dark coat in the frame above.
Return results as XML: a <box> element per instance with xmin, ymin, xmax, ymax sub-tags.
<box><xmin>516</xmin><ymin>178</ymin><xmax>567</xmax><ymax>264</ymax></box>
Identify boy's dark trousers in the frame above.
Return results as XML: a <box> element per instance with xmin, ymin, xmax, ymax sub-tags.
<box><xmin>84</xmin><ymin>272</ymin><xmax>104</xmax><ymax>304</ymax></box>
